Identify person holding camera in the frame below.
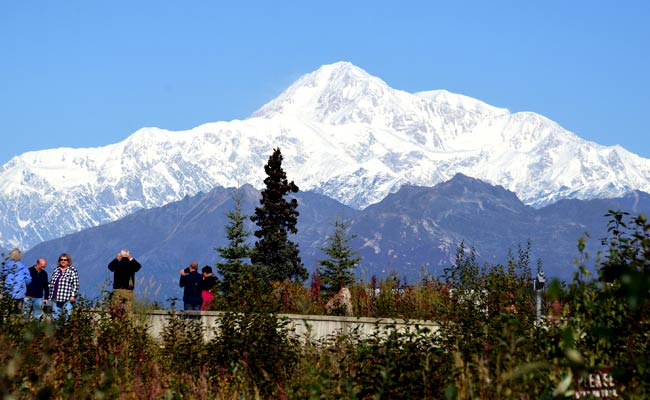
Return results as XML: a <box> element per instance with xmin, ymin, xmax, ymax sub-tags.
<box><xmin>179</xmin><ymin>261</ymin><xmax>202</xmax><ymax>311</ymax></box>
<box><xmin>107</xmin><ymin>249</ymin><xmax>141</xmax><ymax>316</ymax></box>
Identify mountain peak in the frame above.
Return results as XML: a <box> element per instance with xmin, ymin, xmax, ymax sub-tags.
<box><xmin>251</xmin><ymin>61</ymin><xmax>394</xmax><ymax>124</ymax></box>
<box><xmin>251</xmin><ymin>62</ymin><xmax>513</xmax><ymax>153</ymax></box>
<box><xmin>312</xmin><ymin>61</ymin><xmax>373</xmax><ymax>81</ymax></box>
<box><xmin>440</xmin><ymin>173</ymin><xmax>522</xmax><ymax>206</ymax></box>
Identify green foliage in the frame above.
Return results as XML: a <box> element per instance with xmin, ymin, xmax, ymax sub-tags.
<box><xmin>600</xmin><ymin>211</ymin><xmax>650</xmax><ymax>311</ymax></box>
<box><xmin>160</xmin><ymin>310</ymin><xmax>205</xmax><ymax>374</ymax></box>
<box><xmin>550</xmin><ymin>210</ymin><xmax>650</xmax><ymax>397</ymax></box>
<box><xmin>0</xmin><ymin>295</ymin><xmax>163</xmax><ymax>399</ymax></box>
<box><xmin>215</xmin><ymin>187</ymin><xmax>253</xmax><ymax>301</ymax></box>
<box><xmin>207</xmin><ymin>311</ymin><xmax>300</xmax><ymax>398</ymax></box>
<box><xmin>251</xmin><ymin>147</ymin><xmax>307</xmax><ymax>286</ymax></box>
<box><xmin>288</xmin><ymin>324</ymin><xmax>448</xmax><ymax>399</ymax></box>
<box><xmin>318</xmin><ymin>216</ymin><xmax>360</xmax><ymax>293</ymax></box>
<box><xmin>444</xmin><ymin>241</ymin><xmax>481</xmax><ymax>291</ymax></box>
<box><xmin>225</xmin><ymin>267</ymin><xmax>280</xmax><ymax>313</ymax></box>
<box><xmin>350</xmin><ymin>325</ymin><xmax>447</xmax><ymax>399</ymax></box>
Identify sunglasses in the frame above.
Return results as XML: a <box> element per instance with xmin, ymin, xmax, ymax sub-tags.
<box><xmin>59</xmin><ymin>258</ymin><xmax>69</xmax><ymax>262</ymax></box>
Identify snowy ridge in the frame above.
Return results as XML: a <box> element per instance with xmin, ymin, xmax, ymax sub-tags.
<box><xmin>2</xmin><ymin>61</ymin><xmax>650</xmax><ymax>249</ymax></box>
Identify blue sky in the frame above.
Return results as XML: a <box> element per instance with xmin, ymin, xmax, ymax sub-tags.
<box><xmin>1</xmin><ymin>1</ymin><xmax>648</xmax><ymax>165</ymax></box>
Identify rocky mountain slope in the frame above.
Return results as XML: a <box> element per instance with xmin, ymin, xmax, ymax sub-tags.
<box><xmin>23</xmin><ymin>175</ymin><xmax>650</xmax><ymax>302</ymax></box>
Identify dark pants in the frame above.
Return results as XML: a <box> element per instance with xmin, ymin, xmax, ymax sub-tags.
<box><xmin>183</xmin><ymin>302</ymin><xmax>201</xmax><ymax>320</ymax></box>
<box><xmin>183</xmin><ymin>302</ymin><xmax>201</xmax><ymax>311</ymax></box>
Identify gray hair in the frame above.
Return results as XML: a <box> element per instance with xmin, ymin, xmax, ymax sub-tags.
<box><xmin>9</xmin><ymin>248</ymin><xmax>22</xmax><ymax>261</ymax></box>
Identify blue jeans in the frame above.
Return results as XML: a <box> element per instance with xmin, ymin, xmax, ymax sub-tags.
<box><xmin>23</xmin><ymin>297</ymin><xmax>45</xmax><ymax>320</ymax></box>
<box><xmin>183</xmin><ymin>302</ymin><xmax>201</xmax><ymax>320</ymax></box>
<box><xmin>183</xmin><ymin>302</ymin><xmax>201</xmax><ymax>311</ymax></box>
<box><xmin>52</xmin><ymin>300</ymin><xmax>74</xmax><ymax>320</ymax></box>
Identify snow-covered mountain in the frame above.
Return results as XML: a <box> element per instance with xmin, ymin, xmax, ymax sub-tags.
<box><xmin>2</xmin><ymin>61</ymin><xmax>650</xmax><ymax>250</ymax></box>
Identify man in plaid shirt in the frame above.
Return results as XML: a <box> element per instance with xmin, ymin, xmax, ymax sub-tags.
<box><xmin>49</xmin><ymin>253</ymin><xmax>79</xmax><ymax>320</ymax></box>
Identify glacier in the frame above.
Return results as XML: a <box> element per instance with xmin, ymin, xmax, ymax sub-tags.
<box><xmin>2</xmin><ymin>61</ymin><xmax>650</xmax><ymax>250</ymax></box>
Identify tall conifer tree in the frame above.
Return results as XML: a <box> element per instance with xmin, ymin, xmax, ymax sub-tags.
<box><xmin>251</xmin><ymin>148</ymin><xmax>307</xmax><ymax>284</ymax></box>
<box><xmin>319</xmin><ymin>216</ymin><xmax>360</xmax><ymax>293</ymax></box>
<box><xmin>215</xmin><ymin>187</ymin><xmax>253</xmax><ymax>299</ymax></box>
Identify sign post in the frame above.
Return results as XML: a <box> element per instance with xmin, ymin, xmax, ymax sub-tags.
<box><xmin>575</xmin><ymin>369</ymin><xmax>619</xmax><ymax>398</ymax></box>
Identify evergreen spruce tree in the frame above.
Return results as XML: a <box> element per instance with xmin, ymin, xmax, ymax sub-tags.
<box><xmin>250</xmin><ymin>148</ymin><xmax>307</xmax><ymax>285</ymax></box>
<box><xmin>215</xmin><ymin>187</ymin><xmax>253</xmax><ymax>300</ymax></box>
<box><xmin>319</xmin><ymin>216</ymin><xmax>360</xmax><ymax>293</ymax></box>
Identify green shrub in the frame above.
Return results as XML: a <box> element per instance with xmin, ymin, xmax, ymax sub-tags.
<box><xmin>207</xmin><ymin>311</ymin><xmax>299</xmax><ymax>398</ymax></box>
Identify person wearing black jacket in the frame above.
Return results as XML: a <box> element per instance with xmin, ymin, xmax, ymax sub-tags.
<box><xmin>23</xmin><ymin>258</ymin><xmax>49</xmax><ymax>320</ymax></box>
<box><xmin>107</xmin><ymin>249</ymin><xmax>142</xmax><ymax>315</ymax></box>
<box><xmin>179</xmin><ymin>261</ymin><xmax>203</xmax><ymax>311</ymax></box>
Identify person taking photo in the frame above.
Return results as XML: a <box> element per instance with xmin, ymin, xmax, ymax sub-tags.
<box><xmin>107</xmin><ymin>249</ymin><xmax>142</xmax><ymax>316</ymax></box>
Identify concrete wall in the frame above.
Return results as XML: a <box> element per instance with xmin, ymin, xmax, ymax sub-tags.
<box><xmin>144</xmin><ymin>310</ymin><xmax>440</xmax><ymax>342</ymax></box>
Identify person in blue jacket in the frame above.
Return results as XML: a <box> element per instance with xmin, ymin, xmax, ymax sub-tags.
<box><xmin>179</xmin><ymin>261</ymin><xmax>203</xmax><ymax>311</ymax></box>
<box><xmin>2</xmin><ymin>248</ymin><xmax>31</xmax><ymax>314</ymax></box>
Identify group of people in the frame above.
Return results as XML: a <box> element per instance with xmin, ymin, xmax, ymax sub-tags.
<box><xmin>2</xmin><ymin>246</ymin><xmax>220</xmax><ymax>320</ymax></box>
<box><xmin>179</xmin><ymin>261</ymin><xmax>217</xmax><ymax>311</ymax></box>
<box><xmin>1</xmin><ymin>248</ymin><xmax>79</xmax><ymax>320</ymax></box>
<box><xmin>107</xmin><ymin>250</ymin><xmax>218</xmax><ymax>312</ymax></box>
